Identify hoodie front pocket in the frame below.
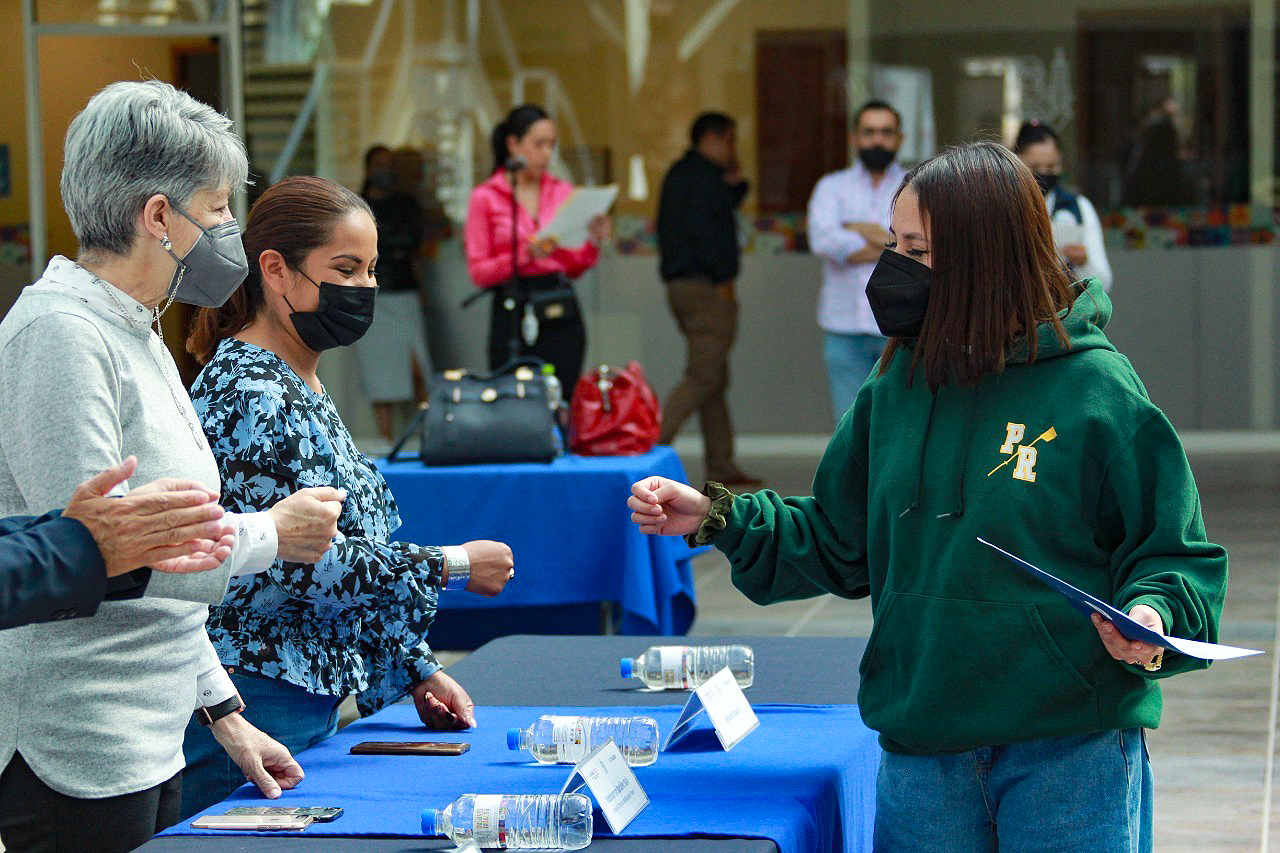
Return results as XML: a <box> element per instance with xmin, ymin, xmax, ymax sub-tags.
<box><xmin>858</xmin><ymin>591</ymin><xmax>1096</xmax><ymax>754</ymax></box>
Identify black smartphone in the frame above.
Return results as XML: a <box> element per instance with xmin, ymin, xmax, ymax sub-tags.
<box><xmin>224</xmin><ymin>806</ymin><xmax>344</xmax><ymax>822</ymax></box>
<box><xmin>349</xmin><ymin>740</ymin><xmax>471</xmax><ymax>756</ymax></box>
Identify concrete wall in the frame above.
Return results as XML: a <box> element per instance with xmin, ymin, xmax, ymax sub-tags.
<box><xmin>322</xmin><ymin>242</ymin><xmax>1280</xmax><ymax>440</ymax></box>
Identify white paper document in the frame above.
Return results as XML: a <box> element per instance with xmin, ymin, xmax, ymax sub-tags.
<box><xmin>662</xmin><ymin>666</ymin><xmax>760</xmax><ymax>752</ymax></box>
<box><xmin>978</xmin><ymin>537</ymin><xmax>1262</xmax><ymax>661</ymax></box>
<box><xmin>535</xmin><ymin>185</ymin><xmax>618</xmax><ymax>247</ymax></box>
<box><xmin>1050</xmin><ymin>215</ymin><xmax>1085</xmax><ymax>251</ymax></box>
<box><xmin>560</xmin><ymin>738</ymin><xmax>649</xmax><ymax>833</ymax></box>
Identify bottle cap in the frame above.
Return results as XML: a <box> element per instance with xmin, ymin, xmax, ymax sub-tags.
<box><xmin>423</xmin><ymin>808</ymin><xmax>441</xmax><ymax>836</ymax></box>
<box><xmin>620</xmin><ymin>657</ymin><xmax>633</xmax><ymax>679</ymax></box>
<box><xmin>507</xmin><ymin>727</ymin><xmax>521</xmax><ymax>750</ymax></box>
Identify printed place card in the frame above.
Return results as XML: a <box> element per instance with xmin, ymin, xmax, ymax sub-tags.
<box><xmin>662</xmin><ymin>666</ymin><xmax>760</xmax><ymax>752</ymax></box>
<box><xmin>559</xmin><ymin>738</ymin><xmax>649</xmax><ymax>833</ymax></box>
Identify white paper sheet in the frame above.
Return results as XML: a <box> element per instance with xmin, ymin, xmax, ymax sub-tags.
<box><xmin>535</xmin><ymin>185</ymin><xmax>619</xmax><ymax>247</ymax></box>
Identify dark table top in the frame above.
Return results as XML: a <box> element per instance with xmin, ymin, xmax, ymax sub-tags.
<box><xmin>142</xmin><ymin>838</ymin><xmax>779</xmax><ymax>852</ymax></box>
<box><xmin>143</xmin><ymin>635</ymin><xmax>868</xmax><ymax>853</ymax></box>
<box><xmin>448</xmin><ymin>634</ymin><xmax>867</xmax><ymax>707</ymax></box>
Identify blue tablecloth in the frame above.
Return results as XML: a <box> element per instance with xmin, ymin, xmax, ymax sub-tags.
<box><xmin>376</xmin><ymin>447</ymin><xmax>701</xmax><ymax>635</ymax></box>
<box><xmin>160</xmin><ymin>702</ymin><xmax>879</xmax><ymax>853</ymax></box>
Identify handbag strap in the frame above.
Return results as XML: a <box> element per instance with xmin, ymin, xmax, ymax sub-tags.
<box><xmin>478</xmin><ymin>356</ymin><xmax>547</xmax><ymax>381</ymax></box>
<box><xmin>387</xmin><ymin>406</ymin><xmax>429</xmax><ymax>463</ymax></box>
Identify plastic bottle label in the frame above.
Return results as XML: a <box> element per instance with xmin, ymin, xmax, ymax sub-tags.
<box><xmin>549</xmin><ymin>715</ymin><xmax>587</xmax><ymax>761</ymax></box>
<box><xmin>659</xmin><ymin>647</ymin><xmax>689</xmax><ymax>688</ymax></box>
<box><xmin>472</xmin><ymin>795</ymin><xmax>506</xmax><ymax>846</ymax></box>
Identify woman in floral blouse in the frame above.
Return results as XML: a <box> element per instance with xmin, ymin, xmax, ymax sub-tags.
<box><xmin>178</xmin><ymin>176</ymin><xmax>514</xmax><ymax>817</ymax></box>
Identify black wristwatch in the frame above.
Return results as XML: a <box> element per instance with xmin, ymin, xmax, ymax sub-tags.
<box><xmin>195</xmin><ymin>694</ymin><xmax>246</xmax><ymax>726</ymax></box>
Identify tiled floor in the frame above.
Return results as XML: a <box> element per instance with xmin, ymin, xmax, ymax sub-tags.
<box><xmin>653</xmin><ymin>445</ymin><xmax>1280</xmax><ymax>852</ymax></box>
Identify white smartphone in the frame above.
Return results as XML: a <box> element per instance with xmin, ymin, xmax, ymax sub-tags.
<box><xmin>190</xmin><ymin>814</ymin><xmax>314</xmax><ymax>831</ymax></box>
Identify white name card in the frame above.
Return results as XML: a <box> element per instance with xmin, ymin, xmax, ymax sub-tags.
<box><xmin>560</xmin><ymin>738</ymin><xmax>649</xmax><ymax>834</ymax></box>
<box><xmin>662</xmin><ymin>666</ymin><xmax>760</xmax><ymax>752</ymax></box>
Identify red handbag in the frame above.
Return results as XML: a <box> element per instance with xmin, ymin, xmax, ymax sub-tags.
<box><xmin>569</xmin><ymin>362</ymin><xmax>662</xmax><ymax>456</ymax></box>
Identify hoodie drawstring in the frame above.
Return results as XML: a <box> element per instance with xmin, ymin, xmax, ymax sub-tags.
<box><xmin>940</xmin><ymin>386</ymin><xmax>978</xmax><ymax>520</ymax></box>
<box><xmin>900</xmin><ymin>392</ymin><xmax>937</xmax><ymax>517</ymax></box>
<box><xmin>901</xmin><ymin>383</ymin><xmax>979</xmax><ymax>521</ymax></box>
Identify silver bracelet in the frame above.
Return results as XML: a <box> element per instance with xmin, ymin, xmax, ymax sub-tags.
<box><xmin>442</xmin><ymin>545</ymin><xmax>470</xmax><ymax>590</ymax></box>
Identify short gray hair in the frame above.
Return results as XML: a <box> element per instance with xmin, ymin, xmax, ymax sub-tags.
<box><xmin>60</xmin><ymin>81</ymin><xmax>249</xmax><ymax>256</ymax></box>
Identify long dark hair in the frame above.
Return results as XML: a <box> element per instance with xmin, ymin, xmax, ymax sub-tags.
<box><xmin>187</xmin><ymin>175</ymin><xmax>372</xmax><ymax>364</ymax></box>
<box><xmin>879</xmin><ymin>141</ymin><xmax>1074</xmax><ymax>390</ymax></box>
<box><xmin>490</xmin><ymin>104</ymin><xmax>549</xmax><ymax>173</ymax></box>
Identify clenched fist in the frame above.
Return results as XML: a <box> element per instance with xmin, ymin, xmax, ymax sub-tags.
<box><xmin>268</xmin><ymin>487</ymin><xmax>345</xmax><ymax>563</ymax></box>
<box><xmin>459</xmin><ymin>540</ymin><xmax>514</xmax><ymax>597</ymax></box>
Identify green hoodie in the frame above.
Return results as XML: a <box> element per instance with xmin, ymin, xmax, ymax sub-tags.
<box><xmin>715</xmin><ymin>280</ymin><xmax>1227</xmax><ymax>755</ymax></box>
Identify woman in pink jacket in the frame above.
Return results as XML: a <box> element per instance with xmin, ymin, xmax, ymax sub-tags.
<box><xmin>464</xmin><ymin>104</ymin><xmax>609</xmax><ymax>388</ymax></box>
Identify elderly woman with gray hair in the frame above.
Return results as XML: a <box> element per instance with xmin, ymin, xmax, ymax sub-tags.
<box><xmin>0</xmin><ymin>81</ymin><xmax>344</xmax><ymax>851</ymax></box>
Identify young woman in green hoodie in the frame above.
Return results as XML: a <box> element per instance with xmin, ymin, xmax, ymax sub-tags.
<box><xmin>629</xmin><ymin>141</ymin><xmax>1227</xmax><ymax>850</ymax></box>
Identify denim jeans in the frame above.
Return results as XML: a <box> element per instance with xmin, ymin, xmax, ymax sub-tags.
<box><xmin>823</xmin><ymin>332</ymin><xmax>885</xmax><ymax>424</ymax></box>
<box><xmin>874</xmin><ymin>728</ymin><xmax>1152</xmax><ymax>852</ymax></box>
<box><xmin>179</xmin><ymin>672</ymin><xmax>343</xmax><ymax>820</ymax></box>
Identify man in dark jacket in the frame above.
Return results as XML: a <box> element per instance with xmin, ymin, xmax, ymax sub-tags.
<box><xmin>656</xmin><ymin>112</ymin><xmax>759</xmax><ymax>486</ymax></box>
<box><xmin>0</xmin><ymin>456</ymin><xmax>233</xmax><ymax>630</ymax></box>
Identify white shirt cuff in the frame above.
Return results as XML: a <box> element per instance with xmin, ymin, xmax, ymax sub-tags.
<box><xmin>196</xmin><ymin>665</ymin><xmax>237</xmax><ymax>708</ymax></box>
<box><xmin>229</xmin><ymin>511</ymin><xmax>278</xmax><ymax>577</ymax></box>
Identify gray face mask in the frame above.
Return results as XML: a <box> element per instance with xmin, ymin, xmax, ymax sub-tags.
<box><xmin>161</xmin><ymin>204</ymin><xmax>249</xmax><ymax>308</ymax></box>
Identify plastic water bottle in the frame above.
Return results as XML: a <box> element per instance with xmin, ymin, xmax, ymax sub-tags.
<box><xmin>507</xmin><ymin>714</ymin><xmax>660</xmax><ymax>766</ymax></box>
<box><xmin>541</xmin><ymin>363</ymin><xmax>566</xmax><ymax>454</ymax></box>
<box><xmin>426</xmin><ymin>793</ymin><xmax>592</xmax><ymax>849</ymax></box>
<box><xmin>542</xmin><ymin>362</ymin><xmax>563</xmax><ymax>414</ymax></box>
<box><xmin>620</xmin><ymin>644</ymin><xmax>754</xmax><ymax>689</ymax></box>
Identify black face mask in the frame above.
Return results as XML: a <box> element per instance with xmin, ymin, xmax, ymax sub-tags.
<box><xmin>1034</xmin><ymin>172</ymin><xmax>1059</xmax><ymax>195</ymax></box>
<box><xmin>865</xmin><ymin>249</ymin><xmax>931</xmax><ymax>337</ymax></box>
<box><xmin>284</xmin><ymin>270</ymin><xmax>377</xmax><ymax>351</ymax></box>
<box><xmin>858</xmin><ymin>146</ymin><xmax>897</xmax><ymax>172</ymax></box>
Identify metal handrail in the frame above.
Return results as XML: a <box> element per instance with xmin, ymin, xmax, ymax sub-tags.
<box><xmin>269</xmin><ymin>61</ymin><xmax>329</xmax><ymax>184</ymax></box>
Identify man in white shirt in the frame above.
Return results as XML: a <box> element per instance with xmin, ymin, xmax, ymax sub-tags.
<box><xmin>806</xmin><ymin>101</ymin><xmax>908</xmax><ymax>423</ymax></box>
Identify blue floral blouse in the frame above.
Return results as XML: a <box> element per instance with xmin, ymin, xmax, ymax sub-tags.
<box><xmin>191</xmin><ymin>337</ymin><xmax>444</xmax><ymax>716</ymax></box>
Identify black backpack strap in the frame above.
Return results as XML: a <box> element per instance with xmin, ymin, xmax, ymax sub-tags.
<box><xmin>387</xmin><ymin>405</ymin><xmax>429</xmax><ymax>463</ymax></box>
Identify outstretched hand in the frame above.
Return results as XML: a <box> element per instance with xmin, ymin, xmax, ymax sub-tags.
<box><xmin>627</xmin><ymin>477</ymin><xmax>711</xmax><ymax>536</ymax></box>
<box><xmin>65</xmin><ymin>456</ymin><xmax>235</xmax><ymax>577</ymax></box>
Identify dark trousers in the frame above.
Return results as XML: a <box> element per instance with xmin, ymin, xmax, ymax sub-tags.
<box><xmin>487</xmin><ymin>277</ymin><xmax>586</xmax><ymax>391</ymax></box>
<box><xmin>658</xmin><ymin>276</ymin><xmax>741</xmax><ymax>479</ymax></box>
<box><xmin>0</xmin><ymin>751</ymin><xmax>182</xmax><ymax>852</ymax></box>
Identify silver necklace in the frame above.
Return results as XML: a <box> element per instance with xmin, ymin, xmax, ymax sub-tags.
<box><xmin>78</xmin><ymin>264</ymin><xmax>205</xmax><ymax>451</ymax></box>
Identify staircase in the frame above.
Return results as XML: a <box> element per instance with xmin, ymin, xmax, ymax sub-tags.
<box><xmin>239</xmin><ymin>0</ymin><xmax>319</xmax><ymax>193</ymax></box>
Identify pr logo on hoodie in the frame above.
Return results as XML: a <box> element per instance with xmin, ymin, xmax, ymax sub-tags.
<box><xmin>989</xmin><ymin>422</ymin><xmax>1057</xmax><ymax>482</ymax></box>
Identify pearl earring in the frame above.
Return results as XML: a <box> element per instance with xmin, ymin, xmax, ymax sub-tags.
<box><xmin>160</xmin><ymin>235</ymin><xmax>172</xmax><ymax>251</ymax></box>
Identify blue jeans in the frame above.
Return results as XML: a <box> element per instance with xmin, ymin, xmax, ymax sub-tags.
<box><xmin>823</xmin><ymin>332</ymin><xmax>885</xmax><ymax>423</ymax></box>
<box><xmin>179</xmin><ymin>672</ymin><xmax>342</xmax><ymax>820</ymax></box>
<box><xmin>874</xmin><ymin>728</ymin><xmax>1153</xmax><ymax>852</ymax></box>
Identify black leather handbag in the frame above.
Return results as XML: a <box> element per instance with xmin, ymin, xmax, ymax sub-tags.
<box><xmin>523</xmin><ymin>273</ymin><xmax>580</xmax><ymax>325</ymax></box>
<box><xmin>388</xmin><ymin>360</ymin><xmax>558</xmax><ymax>466</ymax></box>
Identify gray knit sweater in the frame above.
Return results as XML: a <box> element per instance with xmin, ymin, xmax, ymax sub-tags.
<box><xmin>0</xmin><ymin>257</ymin><xmax>276</xmax><ymax>797</ymax></box>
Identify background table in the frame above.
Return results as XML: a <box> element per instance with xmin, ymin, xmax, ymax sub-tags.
<box><xmin>377</xmin><ymin>448</ymin><xmax>701</xmax><ymax>647</ymax></box>
<box><xmin>449</xmin><ymin>635</ymin><xmax>867</xmax><ymax>707</ymax></box>
<box><xmin>146</xmin><ymin>636</ymin><xmax>875</xmax><ymax>853</ymax></box>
